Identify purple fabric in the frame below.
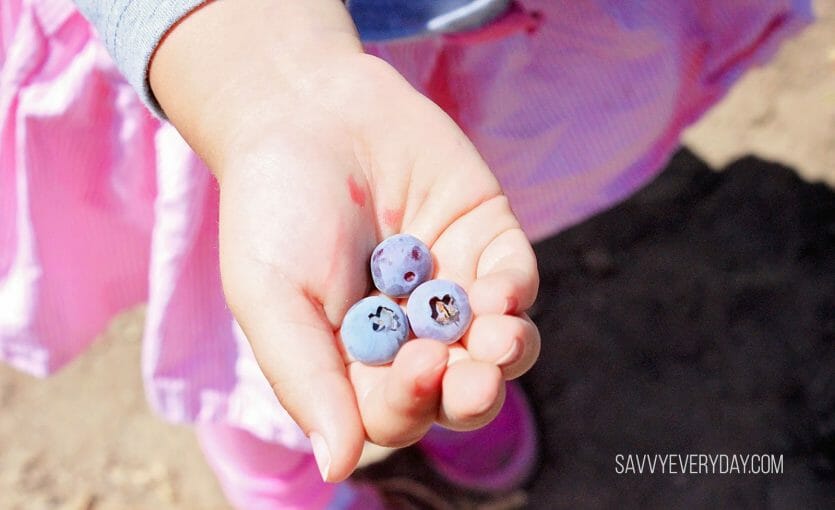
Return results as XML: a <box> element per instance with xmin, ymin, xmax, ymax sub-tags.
<box><xmin>0</xmin><ymin>0</ymin><xmax>813</xmax><ymax>450</ymax></box>
<box><xmin>196</xmin><ymin>423</ymin><xmax>383</xmax><ymax>510</ymax></box>
<box><xmin>419</xmin><ymin>381</ymin><xmax>538</xmax><ymax>492</ymax></box>
<box><xmin>194</xmin><ymin>382</ymin><xmax>535</xmax><ymax>508</ymax></box>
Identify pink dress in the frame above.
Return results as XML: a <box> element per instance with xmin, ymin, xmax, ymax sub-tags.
<box><xmin>0</xmin><ymin>0</ymin><xmax>813</xmax><ymax>450</ymax></box>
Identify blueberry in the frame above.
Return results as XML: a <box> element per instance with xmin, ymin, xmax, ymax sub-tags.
<box><xmin>406</xmin><ymin>280</ymin><xmax>472</xmax><ymax>344</ymax></box>
<box><xmin>340</xmin><ymin>296</ymin><xmax>410</xmax><ymax>365</ymax></box>
<box><xmin>370</xmin><ymin>234</ymin><xmax>434</xmax><ymax>297</ymax></box>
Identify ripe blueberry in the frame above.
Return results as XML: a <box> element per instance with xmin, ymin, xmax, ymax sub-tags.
<box><xmin>406</xmin><ymin>280</ymin><xmax>472</xmax><ymax>344</ymax></box>
<box><xmin>370</xmin><ymin>234</ymin><xmax>433</xmax><ymax>297</ymax></box>
<box><xmin>340</xmin><ymin>296</ymin><xmax>410</xmax><ymax>365</ymax></box>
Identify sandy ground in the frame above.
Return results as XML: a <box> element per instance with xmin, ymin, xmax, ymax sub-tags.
<box><xmin>682</xmin><ymin>0</ymin><xmax>835</xmax><ymax>187</ymax></box>
<box><xmin>1</xmin><ymin>2</ymin><xmax>833</xmax><ymax>509</ymax></box>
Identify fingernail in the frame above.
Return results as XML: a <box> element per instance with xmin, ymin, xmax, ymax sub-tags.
<box><xmin>496</xmin><ymin>340</ymin><xmax>521</xmax><ymax>366</ymax></box>
<box><xmin>309</xmin><ymin>432</ymin><xmax>331</xmax><ymax>481</ymax></box>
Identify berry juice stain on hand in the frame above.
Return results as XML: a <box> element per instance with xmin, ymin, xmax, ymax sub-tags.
<box><xmin>382</xmin><ymin>208</ymin><xmax>403</xmax><ymax>229</ymax></box>
<box><xmin>347</xmin><ymin>175</ymin><xmax>366</xmax><ymax>207</ymax></box>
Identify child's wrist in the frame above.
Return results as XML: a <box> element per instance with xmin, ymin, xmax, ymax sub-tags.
<box><xmin>149</xmin><ymin>0</ymin><xmax>363</xmax><ymax>172</ymax></box>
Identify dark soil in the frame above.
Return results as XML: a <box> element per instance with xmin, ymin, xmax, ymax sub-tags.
<box><xmin>358</xmin><ymin>149</ymin><xmax>835</xmax><ymax>509</ymax></box>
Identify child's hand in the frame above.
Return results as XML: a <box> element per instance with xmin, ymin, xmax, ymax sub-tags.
<box><xmin>150</xmin><ymin>0</ymin><xmax>540</xmax><ymax>482</ymax></box>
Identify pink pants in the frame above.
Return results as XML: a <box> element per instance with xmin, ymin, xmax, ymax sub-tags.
<box><xmin>197</xmin><ymin>424</ymin><xmax>355</xmax><ymax>510</ymax></box>
<box><xmin>197</xmin><ymin>380</ymin><xmax>536</xmax><ymax>509</ymax></box>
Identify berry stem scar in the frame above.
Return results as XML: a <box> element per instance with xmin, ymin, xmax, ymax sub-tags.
<box><xmin>430</xmin><ymin>294</ymin><xmax>459</xmax><ymax>325</ymax></box>
<box><xmin>369</xmin><ymin>306</ymin><xmax>400</xmax><ymax>331</ymax></box>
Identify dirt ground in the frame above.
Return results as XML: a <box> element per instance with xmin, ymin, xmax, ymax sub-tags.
<box><xmin>1</xmin><ymin>2</ymin><xmax>833</xmax><ymax>509</ymax></box>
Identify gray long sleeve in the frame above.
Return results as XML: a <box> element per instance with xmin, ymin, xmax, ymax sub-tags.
<box><xmin>73</xmin><ymin>0</ymin><xmax>207</xmax><ymax>116</ymax></box>
<box><xmin>73</xmin><ymin>1</ymin><xmax>514</xmax><ymax>117</ymax></box>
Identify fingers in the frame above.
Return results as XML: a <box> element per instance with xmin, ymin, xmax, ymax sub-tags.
<box><xmin>428</xmin><ymin>196</ymin><xmax>537</xmax><ymax>316</ymax></box>
<box><xmin>431</xmin><ymin>195</ymin><xmax>520</xmax><ymax>285</ymax></box>
<box><xmin>433</xmin><ymin>216</ymin><xmax>540</xmax><ymax>381</ymax></box>
<box><xmin>347</xmin><ymin>335</ymin><xmax>511</xmax><ymax>446</ymax></box>
<box><xmin>469</xmin><ymin>227</ymin><xmax>539</xmax><ymax>315</ymax></box>
<box><xmin>437</xmin><ymin>359</ymin><xmax>505</xmax><ymax>430</ymax></box>
<box><xmin>349</xmin><ymin>339</ymin><xmax>449</xmax><ymax>447</ymax></box>
<box><xmin>461</xmin><ymin>313</ymin><xmax>541</xmax><ymax>380</ymax></box>
<box><xmin>232</xmin><ymin>281</ymin><xmax>365</xmax><ymax>483</ymax></box>
<box><xmin>400</xmin><ymin>114</ymin><xmax>504</xmax><ymax>247</ymax></box>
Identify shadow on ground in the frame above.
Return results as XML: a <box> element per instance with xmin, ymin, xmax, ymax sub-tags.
<box><xmin>357</xmin><ymin>149</ymin><xmax>835</xmax><ymax>509</ymax></box>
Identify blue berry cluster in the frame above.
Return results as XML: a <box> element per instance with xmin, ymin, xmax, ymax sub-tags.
<box><xmin>340</xmin><ymin>234</ymin><xmax>473</xmax><ymax>365</ymax></box>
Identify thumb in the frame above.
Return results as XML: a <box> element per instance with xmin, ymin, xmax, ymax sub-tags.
<box><xmin>232</xmin><ymin>278</ymin><xmax>365</xmax><ymax>482</ymax></box>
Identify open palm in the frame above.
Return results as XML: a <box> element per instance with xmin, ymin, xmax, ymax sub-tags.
<box><xmin>214</xmin><ymin>54</ymin><xmax>540</xmax><ymax>482</ymax></box>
